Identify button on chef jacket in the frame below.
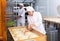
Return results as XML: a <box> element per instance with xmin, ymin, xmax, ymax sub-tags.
<box><xmin>27</xmin><ymin>12</ymin><xmax>46</xmax><ymax>34</ymax></box>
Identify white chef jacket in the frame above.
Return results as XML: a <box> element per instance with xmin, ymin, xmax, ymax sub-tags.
<box><xmin>27</xmin><ymin>12</ymin><xmax>46</xmax><ymax>34</ymax></box>
<box><xmin>17</xmin><ymin>7</ymin><xmax>25</xmax><ymax>26</ymax></box>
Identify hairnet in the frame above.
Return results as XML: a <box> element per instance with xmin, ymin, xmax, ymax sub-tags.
<box><xmin>19</xmin><ymin>3</ymin><xmax>24</xmax><ymax>6</ymax></box>
<box><xmin>26</xmin><ymin>6</ymin><xmax>35</xmax><ymax>12</ymax></box>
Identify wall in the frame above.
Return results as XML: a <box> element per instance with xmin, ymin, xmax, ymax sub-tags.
<box><xmin>34</xmin><ymin>0</ymin><xmax>60</xmax><ymax>16</ymax></box>
<box><xmin>48</xmin><ymin>0</ymin><xmax>60</xmax><ymax>16</ymax></box>
<box><xmin>34</xmin><ymin>0</ymin><xmax>48</xmax><ymax>16</ymax></box>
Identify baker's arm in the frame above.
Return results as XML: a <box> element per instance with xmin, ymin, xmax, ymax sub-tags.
<box><xmin>16</xmin><ymin>16</ymin><xmax>22</xmax><ymax>19</ymax></box>
<box><xmin>35</xmin><ymin>12</ymin><xmax>43</xmax><ymax>26</ymax></box>
<box><xmin>20</xmin><ymin>9</ymin><xmax>25</xmax><ymax>17</ymax></box>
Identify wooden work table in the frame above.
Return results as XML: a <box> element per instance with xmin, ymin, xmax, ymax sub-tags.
<box><xmin>43</xmin><ymin>16</ymin><xmax>60</xmax><ymax>24</ymax></box>
<box><xmin>43</xmin><ymin>16</ymin><xmax>60</xmax><ymax>28</ymax></box>
<box><xmin>8</xmin><ymin>26</ymin><xmax>46</xmax><ymax>41</ymax></box>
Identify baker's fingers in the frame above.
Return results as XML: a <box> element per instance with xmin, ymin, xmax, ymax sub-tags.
<box><xmin>24</xmin><ymin>29</ymin><xmax>29</xmax><ymax>35</ymax></box>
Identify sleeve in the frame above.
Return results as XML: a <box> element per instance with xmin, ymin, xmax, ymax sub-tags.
<box><xmin>27</xmin><ymin>16</ymin><xmax>31</xmax><ymax>25</ymax></box>
<box><xmin>34</xmin><ymin>12</ymin><xmax>43</xmax><ymax>26</ymax></box>
<box><xmin>18</xmin><ymin>9</ymin><xmax>21</xmax><ymax>16</ymax></box>
<box><xmin>20</xmin><ymin>9</ymin><xmax>25</xmax><ymax>17</ymax></box>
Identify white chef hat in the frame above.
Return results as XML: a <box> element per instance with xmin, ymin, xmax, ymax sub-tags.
<box><xmin>26</xmin><ymin>6</ymin><xmax>35</xmax><ymax>12</ymax></box>
<box><xmin>19</xmin><ymin>3</ymin><xmax>24</xmax><ymax>6</ymax></box>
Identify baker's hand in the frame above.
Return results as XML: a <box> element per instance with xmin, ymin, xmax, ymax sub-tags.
<box><xmin>30</xmin><ymin>24</ymin><xmax>35</xmax><ymax>27</ymax></box>
<box><xmin>27</xmin><ymin>24</ymin><xmax>35</xmax><ymax>29</ymax></box>
<box><xmin>16</xmin><ymin>16</ymin><xmax>22</xmax><ymax>19</ymax></box>
<box><xmin>27</xmin><ymin>24</ymin><xmax>35</xmax><ymax>30</ymax></box>
<box><xmin>24</xmin><ymin>29</ymin><xmax>30</xmax><ymax>35</ymax></box>
<box><xmin>27</xmin><ymin>25</ymin><xmax>33</xmax><ymax>31</ymax></box>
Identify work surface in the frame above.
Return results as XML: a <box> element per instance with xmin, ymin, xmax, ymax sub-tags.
<box><xmin>43</xmin><ymin>16</ymin><xmax>60</xmax><ymax>24</ymax></box>
<box><xmin>8</xmin><ymin>26</ymin><xmax>46</xmax><ymax>41</ymax></box>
